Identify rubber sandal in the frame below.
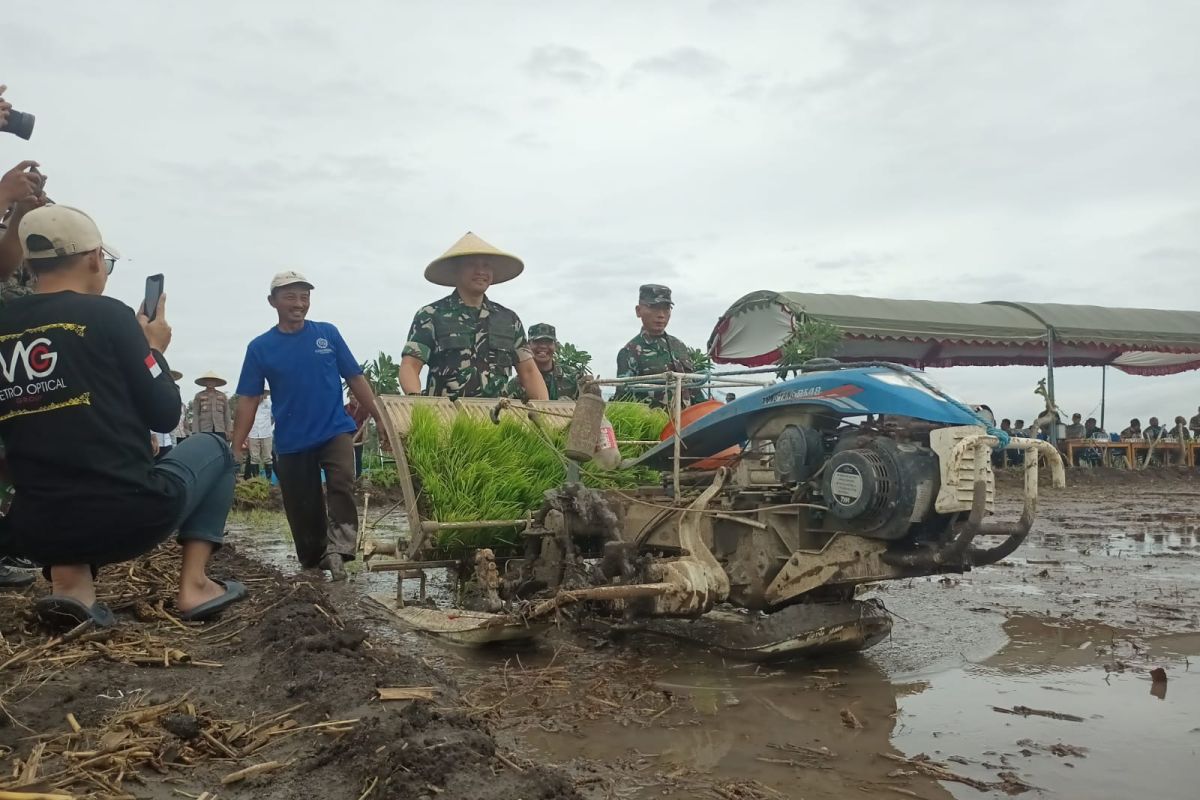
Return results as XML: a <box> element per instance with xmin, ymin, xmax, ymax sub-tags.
<box><xmin>178</xmin><ymin>579</ymin><xmax>248</xmax><ymax>622</ymax></box>
<box><xmin>35</xmin><ymin>595</ymin><xmax>116</xmax><ymax>629</ymax></box>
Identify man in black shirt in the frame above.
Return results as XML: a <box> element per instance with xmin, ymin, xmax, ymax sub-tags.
<box><xmin>0</xmin><ymin>205</ymin><xmax>246</xmax><ymax>628</ymax></box>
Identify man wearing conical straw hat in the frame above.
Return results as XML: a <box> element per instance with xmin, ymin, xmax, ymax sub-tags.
<box><xmin>400</xmin><ymin>233</ymin><xmax>547</xmax><ymax>400</ymax></box>
<box><xmin>191</xmin><ymin>370</ymin><xmax>231</xmax><ymax>439</ymax></box>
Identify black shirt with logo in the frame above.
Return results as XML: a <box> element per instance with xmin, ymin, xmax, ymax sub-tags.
<box><xmin>0</xmin><ymin>291</ymin><xmax>185</xmax><ymax>563</ymax></box>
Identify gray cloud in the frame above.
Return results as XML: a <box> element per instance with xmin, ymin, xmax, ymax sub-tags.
<box><xmin>1139</xmin><ymin>246</ymin><xmax>1200</xmax><ymax>265</ymax></box>
<box><xmin>625</xmin><ymin>47</ymin><xmax>729</xmax><ymax>83</ymax></box>
<box><xmin>509</xmin><ymin>131</ymin><xmax>551</xmax><ymax>150</ymax></box>
<box><xmin>523</xmin><ymin>46</ymin><xmax>607</xmax><ymax>88</ymax></box>
<box><xmin>708</xmin><ymin>0</ymin><xmax>780</xmax><ymax>16</ymax></box>
<box><xmin>4</xmin><ymin>0</ymin><xmax>1197</xmax><ymax>426</ymax></box>
<box><xmin>145</xmin><ymin>155</ymin><xmax>417</xmax><ymax>205</ymax></box>
<box><xmin>768</xmin><ymin>33</ymin><xmax>919</xmax><ymax>105</ymax></box>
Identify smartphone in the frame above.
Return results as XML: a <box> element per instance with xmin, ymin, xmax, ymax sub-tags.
<box><xmin>144</xmin><ymin>274</ymin><xmax>164</xmax><ymax>321</ymax></box>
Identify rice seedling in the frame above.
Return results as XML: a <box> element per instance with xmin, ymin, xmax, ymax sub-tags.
<box><xmin>405</xmin><ymin>402</ymin><xmax>668</xmax><ymax>553</ymax></box>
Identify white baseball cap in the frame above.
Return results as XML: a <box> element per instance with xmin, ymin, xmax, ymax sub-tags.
<box><xmin>270</xmin><ymin>270</ymin><xmax>314</xmax><ymax>291</ymax></box>
<box><xmin>19</xmin><ymin>205</ymin><xmax>121</xmax><ymax>260</ymax></box>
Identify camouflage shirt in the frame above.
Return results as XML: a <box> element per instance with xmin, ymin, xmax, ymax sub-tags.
<box><xmin>403</xmin><ymin>291</ymin><xmax>532</xmax><ymax>399</ymax></box>
<box><xmin>504</xmin><ymin>361</ymin><xmax>580</xmax><ymax>401</ymax></box>
<box><xmin>0</xmin><ymin>267</ymin><xmax>34</xmax><ymax>306</ymax></box>
<box><xmin>616</xmin><ymin>331</ymin><xmax>706</xmax><ymax>407</ymax></box>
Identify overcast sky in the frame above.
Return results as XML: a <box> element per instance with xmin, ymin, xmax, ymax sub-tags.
<box><xmin>5</xmin><ymin>0</ymin><xmax>1198</xmax><ymax>428</ymax></box>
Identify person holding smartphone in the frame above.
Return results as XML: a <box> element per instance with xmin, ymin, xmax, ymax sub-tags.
<box><xmin>0</xmin><ymin>161</ymin><xmax>48</xmax><ymax>296</ymax></box>
<box><xmin>0</xmin><ymin>206</ymin><xmax>246</xmax><ymax>628</ymax></box>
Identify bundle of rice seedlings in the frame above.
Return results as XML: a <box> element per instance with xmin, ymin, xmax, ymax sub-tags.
<box><xmin>405</xmin><ymin>402</ymin><xmax>668</xmax><ymax>553</ymax></box>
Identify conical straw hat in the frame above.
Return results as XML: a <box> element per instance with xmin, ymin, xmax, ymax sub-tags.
<box><xmin>195</xmin><ymin>370</ymin><xmax>227</xmax><ymax>387</ymax></box>
<box><xmin>424</xmin><ymin>232</ymin><xmax>524</xmax><ymax>287</ymax></box>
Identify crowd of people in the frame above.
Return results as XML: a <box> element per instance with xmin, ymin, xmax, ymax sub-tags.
<box><xmin>0</xmin><ymin>81</ymin><xmax>708</xmax><ymax>625</ymax></box>
<box><xmin>994</xmin><ymin>412</ymin><xmax>1199</xmax><ymax>442</ymax></box>
<box><xmin>991</xmin><ymin>408</ymin><xmax>1200</xmax><ymax>467</ymax></box>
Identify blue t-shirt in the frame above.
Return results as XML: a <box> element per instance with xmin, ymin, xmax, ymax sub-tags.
<box><xmin>236</xmin><ymin>320</ymin><xmax>362</xmax><ymax>454</ymax></box>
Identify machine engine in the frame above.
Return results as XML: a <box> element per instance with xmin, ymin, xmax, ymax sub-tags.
<box><xmin>819</xmin><ymin>436</ymin><xmax>939</xmax><ymax>541</ymax></box>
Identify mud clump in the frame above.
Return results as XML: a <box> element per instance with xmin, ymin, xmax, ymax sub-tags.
<box><xmin>162</xmin><ymin>713</ymin><xmax>202</xmax><ymax>740</ymax></box>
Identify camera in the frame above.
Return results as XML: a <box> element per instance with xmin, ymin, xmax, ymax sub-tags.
<box><xmin>1</xmin><ymin>110</ymin><xmax>35</xmax><ymax>141</ymax></box>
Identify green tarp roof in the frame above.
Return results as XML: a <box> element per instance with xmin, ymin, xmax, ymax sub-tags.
<box><xmin>708</xmin><ymin>291</ymin><xmax>1200</xmax><ymax>376</ymax></box>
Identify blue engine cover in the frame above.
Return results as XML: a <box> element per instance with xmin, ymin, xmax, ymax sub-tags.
<box><xmin>631</xmin><ymin>364</ymin><xmax>980</xmax><ymax>469</ymax></box>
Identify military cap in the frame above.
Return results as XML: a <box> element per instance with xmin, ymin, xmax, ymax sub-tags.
<box><xmin>528</xmin><ymin>323</ymin><xmax>557</xmax><ymax>342</ymax></box>
<box><xmin>639</xmin><ymin>284</ymin><xmax>673</xmax><ymax>306</ymax></box>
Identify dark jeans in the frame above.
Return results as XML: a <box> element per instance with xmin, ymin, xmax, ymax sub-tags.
<box><xmin>16</xmin><ymin>433</ymin><xmax>234</xmax><ymax>574</ymax></box>
<box><xmin>275</xmin><ymin>434</ymin><xmax>357</xmax><ymax>568</ymax></box>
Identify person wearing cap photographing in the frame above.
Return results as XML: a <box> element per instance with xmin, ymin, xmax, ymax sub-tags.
<box><xmin>504</xmin><ymin>323</ymin><xmax>580</xmax><ymax>401</ymax></box>
<box><xmin>399</xmin><ymin>232</ymin><xmax>547</xmax><ymax>400</ymax></box>
<box><xmin>231</xmin><ymin>271</ymin><xmax>386</xmax><ymax>581</ymax></box>
<box><xmin>617</xmin><ymin>284</ymin><xmax>705</xmax><ymax>407</ymax></box>
<box><xmin>0</xmin><ymin>205</ymin><xmax>246</xmax><ymax>627</ymax></box>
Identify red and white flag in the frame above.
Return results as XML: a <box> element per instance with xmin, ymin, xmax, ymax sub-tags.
<box><xmin>145</xmin><ymin>353</ymin><xmax>162</xmax><ymax>378</ymax></box>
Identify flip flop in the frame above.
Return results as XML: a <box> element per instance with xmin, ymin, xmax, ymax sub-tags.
<box><xmin>35</xmin><ymin>596</ymin><xmax>117</xmax><ymax>629</ymax></box>
<box><xmin>178</xmin><ymin>579</ymin><xmax>247</xmax><ymax>622</ymax></box>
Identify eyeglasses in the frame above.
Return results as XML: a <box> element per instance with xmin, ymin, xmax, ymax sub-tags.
<box><xmin>103</xmin><ymin>256</ymin><xmax>116</xmax><ymax>275</ymax></box>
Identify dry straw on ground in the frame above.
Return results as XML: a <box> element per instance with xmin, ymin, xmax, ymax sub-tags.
<box><xmin>0</xmin><ymin>548</ymin><xmax>345</xmax><ymax>799</ymax></box>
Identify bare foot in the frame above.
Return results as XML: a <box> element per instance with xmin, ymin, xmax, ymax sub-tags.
<box><xmin>178</xmin><ymin>577</ymin><xmax>226</xmax><ymax>614</ymax></box>
<box><xmin>50</xmin><ymin>564</ymin><xmax>97</xmax><ymax>606</ymax></box>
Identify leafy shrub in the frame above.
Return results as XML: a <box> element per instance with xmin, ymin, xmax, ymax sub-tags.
<box><xmin>366</xmin><ymin>466</ymin><xmax>400</xmax><ymax>489</ymax></box>
<box><xmin>234</xmin><ymin>477</ymin><xmax>272</xmax><ymax>509</ymax></box>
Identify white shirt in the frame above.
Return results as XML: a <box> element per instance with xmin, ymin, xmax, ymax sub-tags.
<box><xmin>171</xmin><ymin>402</ymin><xmax>188</xmax><ymax>439</ymax></box>
<box><xmin>250</xmin><ymin>397</ymin><xmax>274</xmax><ymax>439</ymax></box>
<box><xmin>155</xmin><ymin>432</ymin><xmax>174</xmax><ymax>447</ymax></box>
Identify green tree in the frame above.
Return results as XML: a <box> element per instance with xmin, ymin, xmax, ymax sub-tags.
<box><xmin>360</xmin><ymin>352</ymin><xmax>400</xmax><ymax>395</ymax></box>
<box><xmin>687</xmin><ymin>347</ymin><xmax>713</xmax><ymax>374</ymax></box>
<box><xmin>777</xmin><ymin>317</ymin><xmax>844</xmax><ymax>378</ymax></box>
<box><xmin>557</xmin><ymin>341</ymin><xmax>592</xmax><ymax>383</ymax></box>
<box><xmin>686</xmin><ymin>347</ymin><xmax>715</xmax><ymax>399</ymax></box>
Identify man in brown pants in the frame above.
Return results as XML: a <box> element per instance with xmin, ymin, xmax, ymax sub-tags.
<box><xmin>229</xmin><ymin>271</ymin><xmax>386</xmax><ymax>580</ymax></box>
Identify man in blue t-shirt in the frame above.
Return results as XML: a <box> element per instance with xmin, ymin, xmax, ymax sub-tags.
<box><xmin>230</xmin><ymin>271</ymin><xmax>386</xmax><ymax>580</ymax></box>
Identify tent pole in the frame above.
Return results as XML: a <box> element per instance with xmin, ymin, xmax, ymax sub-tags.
<box><xmin>1100</xmin><ymin>364</ymin><xmax>1107</xmax><ymax>430</ymax></box>
<box><xmin>1046</xmin><ymin>329</ymin><xmax>1058</xmax><ymax>446</ymax></box>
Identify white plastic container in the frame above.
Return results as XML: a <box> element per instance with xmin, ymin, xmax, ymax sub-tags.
<box><xmin>593</xmin><ymin>415</ymin><xmax>621</xmax><ymax>470</ymax></box>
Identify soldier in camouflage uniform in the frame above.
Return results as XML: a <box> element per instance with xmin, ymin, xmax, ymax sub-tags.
<box><xmin>0</xmin><ymin>163</ymin><xmax>48</xmax><ymax>307</ymax></box>
<box><xmin>504</xmin><ymin>323</ymin><xmax>580</xmax><ymax>401</ymax></box>
<box><xmin>616</xmin><ymin>284</ymin><xmax>706</xmax><ymax>407</ymax></box>
<box><xmin>0</xmin><ymin>264</ymin><xmax>33</xmax><ymax>305</ymax></box>
<box><xmin>1</xmin><ymin>162</ymin><xmax>48</xmax><ymax>287</ymax></box>
<box><xmin>399</xmin><ymin>232</ymin><xmax>548</xmax><ymax>400</ymax></box>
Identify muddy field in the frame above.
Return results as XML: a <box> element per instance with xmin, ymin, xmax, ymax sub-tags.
<box><xmin>3</xmin><ymin>469</ymin><xmax>1199</xmax><ymax>799</ymax></box>
<box><xmin>0</xmin><ymin>550</ymin><xmax>575</xmax><ymax>799</ymax></box>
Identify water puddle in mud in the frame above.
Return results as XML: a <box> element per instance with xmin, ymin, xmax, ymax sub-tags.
<box><xmin>892</xmin><ymin>619</ymin><xmax>1200</xmax><ymax>799</ymax></box>
<box><xmin>230</xmin><ymin>492</ymin><xmax>1200</xmax><ymax>800</ymax></box>
<box><xmin>228</xmin><ymin>510</ymin><xmax>453</xmax><ymax>602</ymax></box>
